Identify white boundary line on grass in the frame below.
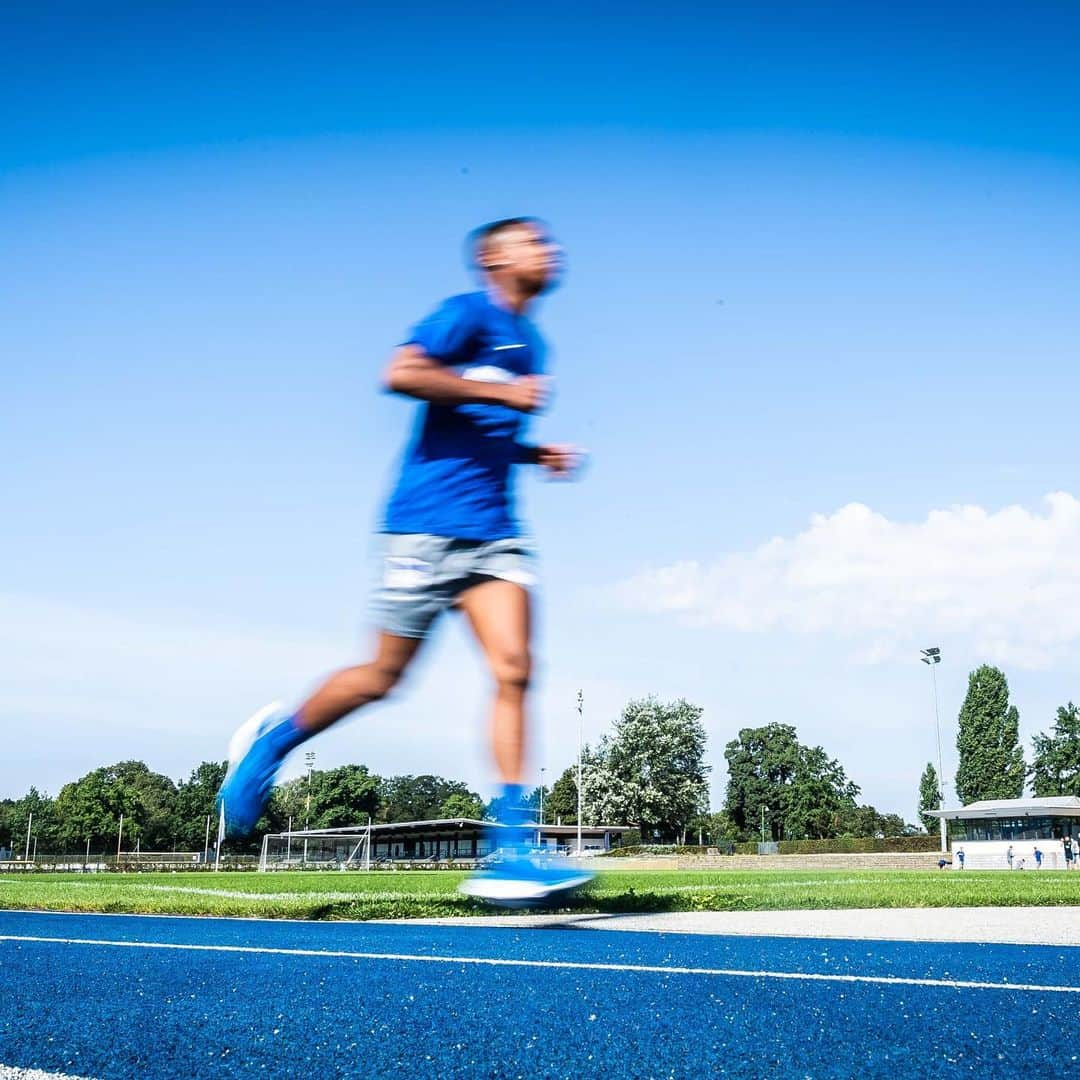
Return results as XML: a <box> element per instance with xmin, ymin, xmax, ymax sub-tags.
<box><xmin>2</xmin><ymin>934</ymin><xmax>1078</xmax><ymax>995</ymax></box>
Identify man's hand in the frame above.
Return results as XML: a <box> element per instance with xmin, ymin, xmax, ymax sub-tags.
<box><xmin>536</xmin><ymin>444</ymin><xmax>583</xmax><ymax>478</ymax></box>
<box><xmin>499</xmin><ymin>375</ymin><xmax>549</xmax><ymax>414</ymax></box>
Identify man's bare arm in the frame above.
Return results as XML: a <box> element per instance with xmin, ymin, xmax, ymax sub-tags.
<box><xmin>382</xmin><ymin>346</ymin><xmax>546</xmax><ymax>413</ymax></box>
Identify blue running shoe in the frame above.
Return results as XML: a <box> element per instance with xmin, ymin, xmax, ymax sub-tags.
<box><xmin>458</xmin><ymin>851</ymin><xmax>595</xmax><ymax>907</ymax></box>
<box><xmin>216</xmin><ymin>703</ymin><xmax>293</xmax><ymax>839</ymax></box>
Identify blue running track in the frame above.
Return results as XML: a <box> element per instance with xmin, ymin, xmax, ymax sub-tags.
<box><xmin>1</xmin><ymin>910</ymin><xmax>1077</xmax><ymax>1078</ymax></box>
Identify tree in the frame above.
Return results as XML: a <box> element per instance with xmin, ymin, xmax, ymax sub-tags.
<box><xmin>484</xmin><ymin>785</ymin><xmax>552</xmax><ymax>823</ymax></box>
<box><xmin>0</xmin><ymin>788</ymin><xmax>56</xmax><ymax>856</ymax></box>
<box><xmin>266</xmin><ymin>765</ymin><xmax>381</xmax><ymax>832</ymax></box>
<box><xmin>53</xmin><ymin>762</ymin><xmax>178</xmax><ymax>852</ymax></box>
<box><xmin>376</xmin><ymin>775</ymin><xmax>482</xmax><ymax>823</ymax></box>
<box><xmin>524</xmin><ymin>785</ymin><xmax>549</xmax><ymax>819</ymax></box>
<box><xmin>172</xmin><ymin>761</ymin><xmax>228</xmax><ymax>850</ymax></box>
<box><xmin>832</xmin><ymin>804</ymin><xmax>910</xmax><ymax>839</ymax></box>
<box><xmin>310</xmin><ymin>765</ymin><xmax>381</xmax><ymax>828</ymax></box>
<box><xmin>954</xmin><ymin>665</ymin><xmax>1025</xmax><ymax>804</ymax></box>
<box><xmin>1030</xmin><ymin>702</ymin><xmax>1080</xmax><ymax>797</ymax></box>
<box><xmin>785</xmin><ymin>744</ymin><xmax>860</xmax><ymax>839</ymax></box>
<box><xmin>878</xmin><ymin>813</ymin><xmax>911</xmax><ymax>837</ymax></box>
<box><xmin>584</xmin><ymin>697</ymin><xmax>710</xmax><ymax>842</ymax></box>
<box><xmin>545</xmin><ymin>766</ymin><xmax>580</xmax><ymax>825</ymax></box>
<box><xmin>918</xmin><ymin>762</ymin><xmax>942</xmax><ymax>832</ymax></box>
<box><xmin>439</xmin><ymin>791</ymin><xmax>486</xmax><ymax>820</ymax></box>
<box><xmin>723</xmin><ymin>724</ymin><xmax>860</xmax><ymax>842</ymax></box>
<box><xmin>686</xmin><ymin>810</ymin><xmax>739</xmax><ymax>846</ymax></box>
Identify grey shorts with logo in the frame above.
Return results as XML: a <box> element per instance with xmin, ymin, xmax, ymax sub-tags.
<box><xmin>373</xmin><ymin>533</ymin><xmax>538</xmax><ymax>639</ymax></box>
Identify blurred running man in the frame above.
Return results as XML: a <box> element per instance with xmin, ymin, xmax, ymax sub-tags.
<box><xmin>217</xmin><ymin>217</ymin><xmax>592</xmax><ymax>902</ymax></box>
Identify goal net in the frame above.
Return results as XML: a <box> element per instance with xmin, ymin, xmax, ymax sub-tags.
<box><xmin>259</xmin><ymin>829</ymin><xmax>370</xmax><ymax>871</ymax></box>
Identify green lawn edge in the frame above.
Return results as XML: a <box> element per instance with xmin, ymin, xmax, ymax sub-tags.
<box><xmin>2</xmin><ymin>868</ymin><xmax>1079</xmax><ymax>921</ymax></box>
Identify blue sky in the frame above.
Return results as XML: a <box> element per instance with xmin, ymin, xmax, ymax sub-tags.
<box><xmin>3</xmin><ymin>3</ymin><xmax>1080</xmax><ymax>819</ymax></box>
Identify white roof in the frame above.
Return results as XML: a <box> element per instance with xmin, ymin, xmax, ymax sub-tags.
<box><xmin>930</xmin><ymin>796</ymin><xmax>1080</xmax><ymax>821</ymax></box>
<box><xmin>272</xmin><ymin>818</ymin><xmax>627</xmax><ymax>837</ymax></box>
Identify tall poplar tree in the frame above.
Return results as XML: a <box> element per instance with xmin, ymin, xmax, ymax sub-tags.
<box><xmin>918</xmin><ymin>762</ymin><xmax>942</xmax><ymax>832</ymax></box>
<box><xmin>954</xmin><ymin>665</ymin><xmax>1025</xmax><ymax>804</ymax></box>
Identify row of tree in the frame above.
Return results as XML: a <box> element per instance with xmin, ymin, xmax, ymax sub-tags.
<box><xmin>33</xmin><ymin>682</ymin><xmax>1079</xmax><ymax>856</ymax></box>
<box><xmin>540</xmin><ymin>708</ymin><xmax>913</xmax><ymax>844</ymax></box>
<box><xmin>0</xmin><ymin>761</ymin><xmax>490</xmax><ymax>856</ymax></box>
<box><xmin>916</xmin><ymin>665</ymin><xmax>1080</xmax><ymax>828</ymax></box>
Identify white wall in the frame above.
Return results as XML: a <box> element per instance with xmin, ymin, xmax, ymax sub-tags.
<box><xmin>950</xmin><ymin>839</ymin><xmax>1066</xmax><ymax>870</ymax></box>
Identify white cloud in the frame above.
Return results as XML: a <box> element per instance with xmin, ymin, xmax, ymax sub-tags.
<box><xmin>614</xmin><ymin>492</ymin><xmax>1080</xmax><ymax>669</ymax></box>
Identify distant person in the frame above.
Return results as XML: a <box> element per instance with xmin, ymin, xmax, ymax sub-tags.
<box><xmin>215</xmin><ymin>217</ymin><xmax>592</xmax><ymax>905</ymax></box>
<box><xmin>1034</xmin><ymin>846</ymin><xmax>1043</xmax><ymax>869</ymax></box>
<box><xmin>956</xmin><ymin>847</ymin><xmax>965</xmax><ymax>869</ymax></box>
<box><xmin>938</xmin><ymin>857</ymin><xmax>948</xmax><ymax>870</ymax></box>
<box><xmin>1006</xmin><ymin>844</ymin><xmax>1014</xmax><ymax>869</ymax></box>
<box><xmin>1064</xmin><ymin>836</ymin><xmax>1074</xmax><ymax>869</ymax></box>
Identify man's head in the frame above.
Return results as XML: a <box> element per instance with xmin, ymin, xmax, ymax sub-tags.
<box><xmin>468</xmin><ymin>217</ymin><xmax>561</xmax><ymax>298</ymax></box>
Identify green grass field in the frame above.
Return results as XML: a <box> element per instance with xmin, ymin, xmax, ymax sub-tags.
<box><xmin>2</xmin><ymin>868</ymin><xmax>1078</xmax><ymax>920</ymax></box>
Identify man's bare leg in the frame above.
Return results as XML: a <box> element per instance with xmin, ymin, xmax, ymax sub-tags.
<box><xmin>456</xmin><ymin>577</ymin><xmax>595</xmax><ymax>900</ymax></box>
<box><xmin>216</xmin><ymin>631</ymin><xmax>421</xmax><ymax>837</ymax></box>
<box><xmin>294</xmin><ymin>632</ymin><xmax>423</xmax><ymax>735</ymax></box>
<box><xmin>457</xmin><ymin>579</ymin><xmax>531</xmax><ymax>786</ymax></box>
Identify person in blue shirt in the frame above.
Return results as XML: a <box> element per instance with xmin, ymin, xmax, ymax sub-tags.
<box><xmin>217</xmin><ymin>217</ymin><xmax>592</xmax><ymax>902</ymax></box>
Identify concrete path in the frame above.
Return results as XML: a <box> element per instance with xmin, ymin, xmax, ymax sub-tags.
<box><xmin>388</xmin><ymin>905</ymin><xmax>1080</xmax><ymax>945</ymax></box>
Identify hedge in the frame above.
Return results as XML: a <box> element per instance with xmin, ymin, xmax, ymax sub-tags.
<box><xmin>617</xmin><ymin>837</ymin><xmax>940</xmax><ymax>857</ymax></box>
<box><xmin>731</xmin><ymin>837</ymin><xmax>939</xmax><ymax>855</ymax></box>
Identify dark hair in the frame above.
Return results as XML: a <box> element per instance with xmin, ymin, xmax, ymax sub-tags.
<box><xmin>466</xmin><ymin>216</ymin><xmax>543</xmax><ymax>270</ymax></box>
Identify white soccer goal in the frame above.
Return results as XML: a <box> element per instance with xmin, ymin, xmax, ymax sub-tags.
<box><xmin>259</xmin><ymin>826</ymin><xmax>371</xmax><ymax>871</ymax></box>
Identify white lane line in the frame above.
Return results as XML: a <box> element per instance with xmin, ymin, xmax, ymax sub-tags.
<box><xmin>0</xmin><ymin>1066</ymin><xmax>94</xmax><ymax>1080</ymax></box>
<box><xmin>2</xmin><ymin>934</ymin><xmax>1077</xmax><ymax>994</ymax></box>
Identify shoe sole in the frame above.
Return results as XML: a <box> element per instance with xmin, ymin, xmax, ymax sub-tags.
<box><xmin>223</xmin><ymin>702</ymin><xmax>283</xmax><ymax>781</ymax></box>
<box><xmin>457</xmin><ymin>873</ymin><xmax>594</xmax><ymax>903</ymax></box>
<box><xmin>219</xmin><ymin>702</ymin><xmax>283</xmax><ymax>835</ymax></box>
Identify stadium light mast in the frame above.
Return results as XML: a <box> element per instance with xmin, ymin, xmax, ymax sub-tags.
<box><xmin>304</xmin><ymin>750</ymin><xmax>316</xmax><ymax>867</ymax></box>
<box><xmin>576</xmin><ymin>690</ymin><xmax>583</xmax><ymax>857</ymax></box>
<box><xmin>920</xmin><ymin>647</ymin><xmax>947</xmax><ymax>853</ymax></box>
<box><xmin>305</xmin><ymin>751</ymin><xmax>316</xmax><ymax>827</ymax></box>
<box><xmin>539</xmin><ymin>766</ymin><xmax>546</xmax><ymax>826</ymax></box>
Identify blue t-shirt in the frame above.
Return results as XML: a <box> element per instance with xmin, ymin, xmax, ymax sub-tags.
<box><xmin>383</xmin><ymin>291</ymin><xmax>546</xmax><ymax>539</ymax></box>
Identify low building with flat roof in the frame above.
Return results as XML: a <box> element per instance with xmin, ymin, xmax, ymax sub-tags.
<box><xmin>930</xmin><ymin>796</ymin><xmax>1080</xmax><ymax>870</ymax></box>
<box><xmin>259</xmin><ymin>818</ymin><xmax>628</xmax><ymax>870</ymax></box>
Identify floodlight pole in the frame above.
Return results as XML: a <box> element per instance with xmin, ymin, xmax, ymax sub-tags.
<box><xmin>539</xmin><ymin>767</ymin><xmax>546</xmax><ymax>826</ymax></box>
<box><xmin>760</xmin><ymin>805</ymin><xmax>769</xmax><ymax>845</ymax></box>
<box><xmin>304</xmin><ymin>750</ymin><xmax>316</xmax><ymax>866</ymax></box>
<box><xmin>24</xmin><ymin>812</ymin><xmax>32</xmax><ymax>862</ymax></box>
<box><xmin>576</xmin><ymin>690</ymin><xmax>583</xmax><ymax>857</ymax></box>
<box><xmin>203</xmin><ymin>814</ymin><xmax>211</xmax><ymax>864</ymax></box>
<box><xmin>921</xmin><ymin>647</ymin><xmax>947</xmax><ymax>853</ymax></box>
